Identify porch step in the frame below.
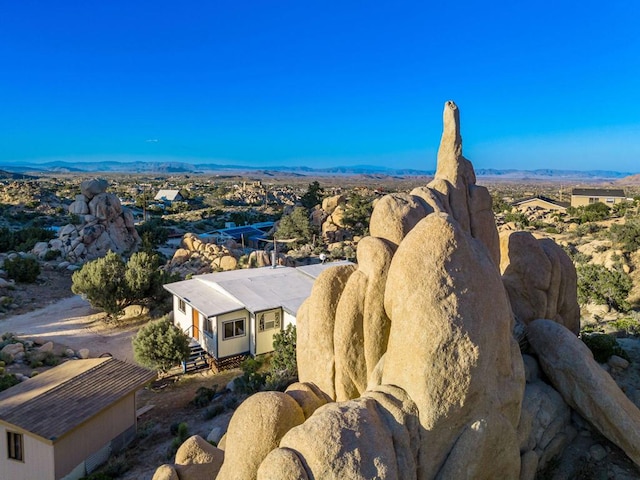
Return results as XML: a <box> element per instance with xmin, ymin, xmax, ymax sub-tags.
<box><xmin>182</xmin><ymin>343</ymin><xmax>210</xmax><ymax>373</ymax></box>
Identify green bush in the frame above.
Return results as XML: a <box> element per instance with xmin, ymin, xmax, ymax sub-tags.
<box><xmin>43</xmin><ymin>249</ymin><xmax>61</xmax><ymax>261</ymax></box>
<box><xmin>300</xmin><ymin>181</ymin><xmax>324</xmax><ymax>210</ymax></box>
<box><xmin>27</xmin><ymin>350</ymin><xmax>60</xmax><ymax>369</ymax></box>
<box><xmin>190</xmin><ymin>385</ymin><xmax>218</xmax><ymax>408</ymax></box>
<box><xmin>609</xmin><ymin>219</ymin><xmax>640</xmax><ymax>253</ymax></box>
<box><xmin>577</xmin><ymin>263</ymin><xmax>632</xmax><ymax>312</ymax></box>
<box><xmin>610</xmin><ymin>317</ymin><xmax>640</xmax><ymax>336</ymax></box>
<box><xmin>503</xmin><ymin>212</ymin><xmax>529</xmax><ymax>229</ymax></box>
<box><xmin>3</xmin><ymin>256</ymin><xmax>40</xmax><ymax>283</ymax></box>
<box><xmin>0</xmin><ymin>374</ymin><xmax>19</xmax><ymax>393</ymax></box>
<box><xmin>266</xmin><ymin>325</ymin><xmax>298</xmax><ymax>391</ymax></box>
<box><xmin>581</xmin><ymin>333</ymin><xmax>630</xmax><ymax>363</ymax></box>
<box><xmin>567</xmin><ymin>202</ymin><xmax>611</xmax><ymax>224</ymax></box>
<box><xmin>275</xmin><ymin>207</ymin><xmax>312</xmax><ymax>246</ymax></box>
<box><xmin>234</xmin><ymin>357</ymin><xmax>267</xmax><ymax>394</ymax></box>
<box><xmin>132</xmin><ymin>318</ymin><xmax>190</xmax><ymax>372</ymax></box>
<box><xmin>203</xmin><ymin>404</ymin><xmax>225</xmax><ymax>420</ymax></box>
<box><xmin>0</xmin><ymin>226</ymin><xmax>55</xmax><ymax>253</ymax></box>
<box><xmin>136</xmin><ymin>218</ymin><xmax>169</xmax><ymax>252</ymax></box>
<box><xmin>342</xmin><ymin>192</ymin><xmax>373</xmax><ymax>236</ymax></box>
<box><xmin>167</xmin><ymin>422</ymin><xmax>190</xmax><ymax>458</ymax></box>
<box><xmin>72</xmin><ymin>251</ymin><xmax>172</xmax><ymax>319</ymax></box>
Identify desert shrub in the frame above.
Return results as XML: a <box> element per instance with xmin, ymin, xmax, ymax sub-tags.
<box><xmin>132</xmin><ymin>318</ymin><xmax>190</xmax><ymax>372</ymax></box>
<box><xmin>610</xmin><ymin>317</ymin><xmax>640</xmax><ymax>336</ymax></box>
<box><xmin>136</xmin><ymin>218</ymin><xmax>169</xmax><ymax>252</ymax></box>
<box><xmin>275</xmin><ymin>207</ymin><xmax>312</xmax><ymax>246</ymax></box>
<box><xmin>609</xmin><ymin>219</ymin><xmax>640</xmax><ymax>253</ymax></box>
<box><xmin>0</xmin><ymin>373</ymin><xmax>19</xmax><ymax>392</ymax></box>
<box><xmin>567</xmin><ymin>202</ymin><xmax>611</xmax><ymax>224</ymax></box>
<box><xmin>3</xmin><ymin>256</ymin><xmax>40</xmax><ymax>283</ymax></box>
<box><xmin>266</xmin><ymin>325</ymin><xmax>298</xmax><ymax>391</ymax></box>
<box><xmin>43</xmin><ymin>249</ymin><xmax>61</xmax><ymax>261</ymax></box>
<box><xmin>191</xmin><ymin>385</ymin><xmax>218</xmax><ymax>408</ymax></box>
<box><xmin>203</xmin><ymin>404</ymin><xmax>225</xmax><ymax>420</ymax></box>
<box><xmin>611</xmin><ymin>200</ymin><xmax>634</xmax><ymax>218</ymax></box>
<box><xmin>168</xmin><ymin>422</ymin><xmax>190</xmax><ymax>458</ymax></box>
<box><xmin>300</xmin><ymin>181</ymin><xmax>324</xmax><ymax>210</ymax></box>
<box><xmin>234</xmin><ymin>357</ymin><xmax>267</xmax><ymax>394</ymax></box>
<box><xmin>0</xmin><ymin>226</ymin><xmax>55</xmax><ymax>253</ymax></box>
<box><xmin>581</xmin><ymin>333</ymin><xmax>630</xmax><ymax>363</ymax></box>
<box><xmin>27</xmin><ymin>350</ymin><xmax>60</xmax><ymax>369</ymax></box>
<box><xmin>137</xmin><ymin>420</ymin><xmax>156</xmax><ymax>439</ymax></box>
<box><xmin>503</xmin><ymin>212</ymin><xmax>529</xmax><ymax>229</ymax></box>
<box><xmin>577</xmin><ymin>264</ymin><xmax>632</xmax><ymax>312</ymax></box>
<box><xmin>0</xmin><ymin>333</ymin><xmax>18</xmax><ymax>349</ymax></box>
<box><xmin>492</xmin><ymin>196</ymin><xmax>511</xmax><ymax>214</ymax></box>
<box><xmin>342</xmin><ymin>192</ymin><xmax>373</xmax><ymax>236</ymax></box>
<box><xmin>102</xmin><ymin>454</ymin><xmax>131</xmax><ymax>478</ymax></box>
<box><xmin>72</xmin><ymin>250</ymin><xmax>171</xmax><ymax>319</ymax></box>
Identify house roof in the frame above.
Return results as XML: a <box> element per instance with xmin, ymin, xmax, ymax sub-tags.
<box><xmin>571</xmin><ymin>188</ymin><xmax>625</xmax><ymax>197</ymax></box>
<box><xmin>164</xmin><ymin>262</ymin><xmax>353</xmax><ymax>317</ymax></box>
<box><xmin>512</xmin><ymin>195</ymin><xmax>569</xmax><ymax>209</ymax></box>
<box><xmin>154</xmin><ymin>189</ymin><xmax>182</xmax><ymax>201</ymax></box>
<box><xmin>164</xmin><ymin>277</ymin><xmax>244</xmax><ymax>317</ymax></box>
<box><xmin>0</xmin><ymin>358</ymin><xmax>155</xmax><ymax>443</ymax></box>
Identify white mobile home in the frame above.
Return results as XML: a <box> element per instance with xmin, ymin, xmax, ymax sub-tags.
<box><xmin>164</xmin><ymin>263</ymin><xmax>349</xmax><ymax>361</ymax></box>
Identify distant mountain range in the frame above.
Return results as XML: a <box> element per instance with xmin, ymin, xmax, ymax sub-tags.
<box><xmin>0</xmin><ymin>160</ymin><xmax>635</xmax><ymax>180</ymax></box>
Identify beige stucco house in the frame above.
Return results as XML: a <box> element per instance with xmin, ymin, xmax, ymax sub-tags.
<box><xmin>164</xmin><ymin>262</ymin><xmax>350</xmax><ymax>362</ymax></box>
<box><xmin>0</xmin><ymin>358</ymin><xmax>154</xmax><ymax>480</ymax></box>
<box><xmin>570</xmin><ymin>188</ymin><xmax>626</xmax><ymax>207</ymax></box>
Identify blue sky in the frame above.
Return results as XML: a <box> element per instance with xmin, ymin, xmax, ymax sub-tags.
<box><xmin>1</xmin><ymin>1</ymin><xmax>639</xmax><ymax>172</ymax></box>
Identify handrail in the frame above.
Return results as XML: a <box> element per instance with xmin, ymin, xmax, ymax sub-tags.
<box><xmin>182</xmin><ymin>324</ymin><xmax>201</xmax><ymax>337</ymax></box>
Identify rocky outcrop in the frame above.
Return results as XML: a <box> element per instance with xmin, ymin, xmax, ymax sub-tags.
<box><xmin>500</xmin><ymin>231</ymin><xmax>580</xmax><ymax>334</ymax></box>
<box><xmin>33</xmin><ymin>178</ymin><xmax>140</xmax><ymax>262</ymax></box>
<box><xmin>216</xmin><ymin>392</ymin><xmax>305</xmax><ymax>479</ymax></box>
<box><xmin>153</xmin><ymin>101</ymin><xmax>640</xmax><ymax>479</ymax></box>
<box><xmin>528</xmin><ymin>319</ymin><xmax>640</xmax><ymax>467</ymax></box>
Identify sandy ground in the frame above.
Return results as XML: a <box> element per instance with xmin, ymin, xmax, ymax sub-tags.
<box><xmin>0</xmin><ymin>295</ymin><xmax>137</xmax><ymax>362</ymax></box>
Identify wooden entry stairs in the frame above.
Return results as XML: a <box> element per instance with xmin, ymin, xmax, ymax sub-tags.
<box><xmin>181</xmin><ymin>342</ymin><xmax>210</xmax><ymax>373</ymax></box>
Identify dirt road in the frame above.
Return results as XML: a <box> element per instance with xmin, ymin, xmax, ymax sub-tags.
<box><xmin>0</xmin><ymin>295</ymin><xmax>137</xmax><ymax>362</ymax></box>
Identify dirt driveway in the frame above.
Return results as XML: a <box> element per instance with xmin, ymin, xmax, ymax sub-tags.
<box><xmin>0</xmin><ymin>295</ymin><xmax>137</xmax><ymax>362</ymax></box>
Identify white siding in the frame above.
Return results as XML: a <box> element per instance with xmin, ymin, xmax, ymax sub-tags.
<box><xmin>0</xmin><ymin>425</ymin><xmax>56</xmax><ymax>480</ymax></box>
<box><xmin>172</xmin><ymin>295</ymin><xmax>192</xmax><ymax>335</ymax></box>
<box><xmin>283</xmin><ymin>311</ymin><xmax>296</xmax><ymax>329</ymax></box>
<box><xmin>217</xmin><ymin>310</ymin><xmax>250</xmax><ymax>358</ymax></box>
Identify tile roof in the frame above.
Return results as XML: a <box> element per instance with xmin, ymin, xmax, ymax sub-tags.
<box><xmin>0</xmin><ymin>358</ymin><xmax>155</xmax><ymax>442</ymax></box>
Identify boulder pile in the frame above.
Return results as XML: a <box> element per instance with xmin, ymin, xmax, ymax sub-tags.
<box><xmin>153</xmin><ymin>102</ymin><xmax>640</xmax><ymax>479</ymax></box>
<box><xmin>32</xmin><ymin>179</ymin><xmax>140</xmax><ymax>262</ymax></box>
<box><xmin>168</xmin><ymin>233</ymin><xmax>243</xmax><ymax>276</ymax></box>
<box><xmin>167</xmin><ymin>233</ymin><xmax>295</xmax><ymax>277</ymax></box>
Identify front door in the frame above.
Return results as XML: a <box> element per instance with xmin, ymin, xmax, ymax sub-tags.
<box><xmin>192</xmin><ymin>309</ymin><xmax>200</xmax><ymax>341</ymax></box>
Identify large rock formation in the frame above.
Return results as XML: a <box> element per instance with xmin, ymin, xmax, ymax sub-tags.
<box><xmin>153</xmin><ymin>102</ymin><xmax>640</xmax><ymax>479</ymax></box>
<box><xmin>33</xmin><ymin>178</ymin><xmax>140</xmax><ymax>262</ymax></box>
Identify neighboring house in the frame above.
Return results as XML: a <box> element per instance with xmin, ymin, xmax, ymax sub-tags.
<box><xmin>570</xmin><ymin>188</ymin><xmax>626</xmax><ymax>207</ymax></box>
<box><xmin>512</xmin><ymin>196</ymin><xmax>569</xmax><ymax>212</ymax></box>
<box><xmin>199</xmin><ymin>222</ymin><xmax>274</xmax><ymax>248</ymax></box>
<box><xmin>0</xmin><ymin>358</ymin><xmax>155</xmax><ymax>480</ymax></box>
<box><xmin>154</xmin><ymin>189</ymin><xmax>184</xmax><ymax>202</ymax></box>
<box><xmin>164</xmin><ymin>262</ymin><xmax>350</xmax><ymax>362</ymax></box>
